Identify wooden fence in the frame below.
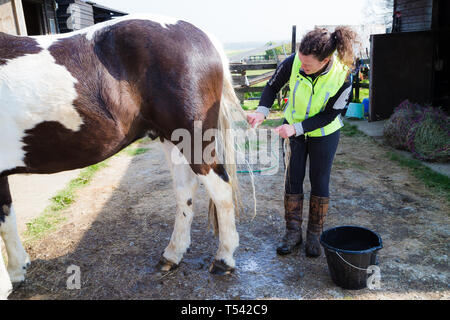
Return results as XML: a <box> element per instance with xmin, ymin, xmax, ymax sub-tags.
<box><xmin>229</xmin><ymin>23</ymin><xmax>369</xmax><ymax>108</ymax></box>
<box><xmin>230</xmin><ymin>61</ymin><xmax>288</xmax><ymax>106</ymax></box>
<box><xmin>231</xmin><ymin>57</ymin><xmax>370</xmax><ymax>107</ymax></box>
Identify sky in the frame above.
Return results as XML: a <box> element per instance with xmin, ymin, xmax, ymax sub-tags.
<box><xmin>91</xmin><ymin>0</ymin><xmax>371</xmax><ymax>45</ymax></box>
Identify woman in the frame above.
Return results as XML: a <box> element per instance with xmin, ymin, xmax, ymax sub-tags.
<box><xmin>247</xmin><ymin>27</ymin><xmax>357</xmax><ymax>257</ymax></box>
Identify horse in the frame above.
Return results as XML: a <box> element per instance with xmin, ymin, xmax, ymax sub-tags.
<box><xmin>0</xmin><ymin>13</ymin><xmax>248</xmax><ymax>299</ymax></box>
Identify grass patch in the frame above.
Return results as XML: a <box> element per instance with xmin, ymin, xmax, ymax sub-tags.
<box><xmin>50</xmin><ymin>162</ymin><xmax>108</xmax><ymax>211</ymax></box>
<box><xmin>246</xmin><ymin>69</ymin><xmax>275</xmax><ymax>76</ymax></box>
<box><xmin>24</xmin><ymin>160</ymin><xmax>108</xmax><ymax>241</ymax></box>
<box><xmin>341</xmin><ymin>121</ymin><xmax>366</xmax><ymax>137</ymax></box>
<box><xmin>242</xmin><ymin>100</ymin><xmax>259</xmax><ymax>111</ymax></box>
<box><xmin>262</xmin><ymin>118</ymin><xmax>284</xmax><ymax>128</ymax></box>
<box><xmin>353</xmin><ymin>88</ymin><xmax>369</xmax><ymax>103</ymax></box>
<box><xmin>22</xmin><ymin>138</ymin><xmax>153</xmax><ymax>242</ymax></box>
<box><xmin>242</xmin><ymin>101</ymin><xmax>284</xmax><ymax>112</ymax></box>
<box><xmin>387</xmin><ymin>152</ymin><xmax>450</xmax><ymax>203</ymax></box>
<box><xmin>23</xmin><ymin>211</ymin><xmax>68</xmax><ymax>242</ymax></box>
<box><xmin>123</xmin><ymin>147</ymin><xmax>150</xmax><ymax>156</ymax></box>
<box><xmin>117</xmin><ymin>138</ymin><xmax>152</xmax><ymax>157</ymax></box>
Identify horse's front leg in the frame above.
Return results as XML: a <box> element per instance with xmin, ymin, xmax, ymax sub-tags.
<box><xmin>157</xmin><ymin>140</ymin><xmax>199</xmax><ymax>271</ymax></box>
<box><xmin>0</xmin><ymin>240</ymin><xmax>12</xmax><ymax>300</ymax></box>
<box><xmin>0</xmin><ymin>177</ymin><xmax>30</xmax><ymax>286</ymax></box>
<box><xmin>0</xmin><ymin>206</ymin><xmax>30</xmax><ymax>283</ymax></box>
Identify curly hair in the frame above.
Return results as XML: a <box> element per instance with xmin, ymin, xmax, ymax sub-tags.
<box><xmin>298</xmin><ymin>26</ymin><xmax>358</xmax><ymax>68</ymax></box>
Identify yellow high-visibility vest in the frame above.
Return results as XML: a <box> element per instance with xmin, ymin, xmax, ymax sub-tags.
<box><xmin>284</xmin><ymin>53</ymin><xmax>349</xmax><ymax>137</ymax></box>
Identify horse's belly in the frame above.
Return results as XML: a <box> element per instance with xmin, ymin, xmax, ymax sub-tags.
<box><xmin>0</xmin><ymin>49</ymin><xmax>83</xmax><ymax>174</ymax></box>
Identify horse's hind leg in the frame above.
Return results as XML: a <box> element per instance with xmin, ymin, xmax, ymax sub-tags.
<box><xmin>197</xmin><ymin>164</ymin><xmax>238</xmax><ymax>275</ymax></box>
<box><xmin>157</xmin><ymin>140</ymin><xmax>199</xmax><ymax>271</ymax></box>
<box><xmin>0</xmin><ymin>177</ymin><xmax>30</xmax><ymax>284</ymax></box>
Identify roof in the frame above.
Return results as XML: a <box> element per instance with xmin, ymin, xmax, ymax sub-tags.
<box><xmin>84</xmin><ymin>1</ymin><xmax>128</xmax><ymax>15</ymax></box>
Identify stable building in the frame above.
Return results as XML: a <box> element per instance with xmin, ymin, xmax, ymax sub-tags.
<box><xmin>0</xmin><ymin>0</ymin><xmax>58</xmax><ymax>35</ymax></box>
<box><xmin>56</xmin><ymin>0</ymin><xmax>127</xmax><ymax>33</ymax></box>
<box><xmin>369</xmin><ymin>0</ymin><xmax>449</xmax><ymax>121</ymax></box>
<box><xmin>0</xmin><ymin>0</ymin><xmax>126</xmax><ymax>36</ymax></box>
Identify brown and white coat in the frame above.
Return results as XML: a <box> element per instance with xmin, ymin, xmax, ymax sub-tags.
<box><xmin>0</xmin><ymin>14</ymin><xmax>246</xmax><ymax>299</ymax></box>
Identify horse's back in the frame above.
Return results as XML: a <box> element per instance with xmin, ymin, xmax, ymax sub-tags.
<box><xmin>0</xmin><ymin>15</ymin><xmax>225</xmax><ymax>176</ymax></box>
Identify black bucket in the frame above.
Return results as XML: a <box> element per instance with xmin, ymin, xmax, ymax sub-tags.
<box><xmin>320</xmin><ymin>226</ymin><xmax>383</xmax><ymax>290</ymax></box>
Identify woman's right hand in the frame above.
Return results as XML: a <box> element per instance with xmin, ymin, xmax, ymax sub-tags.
<box><xmin>246</xmin><ymin>112</ymin><xmax>265</xmax><ymax>128</ymax></box>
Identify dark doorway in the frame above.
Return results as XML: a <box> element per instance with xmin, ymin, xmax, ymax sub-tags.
<box><xmin>369</xmin><ymin>31</ymin><xmax>435</xmax><ymax>121</ymax></box>
<box><xmin>22</xmin><ymin>0</ymin><xmax>45</xmax><ymax>35</ymax></box>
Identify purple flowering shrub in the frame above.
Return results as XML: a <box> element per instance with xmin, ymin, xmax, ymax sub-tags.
<box><xmin>383</xmin><ymin>100</ymin><xmax>423</xmax><ymax>150</ymax></box>
<box><xmin>407</xmin><ymin>106</ymin><xmax>450</xmax><ymax>162</ymax></box>
<box><xmin>384</xmin><ymin>100</ymin><xmax>450</xmax><ymax>162</ymax></box>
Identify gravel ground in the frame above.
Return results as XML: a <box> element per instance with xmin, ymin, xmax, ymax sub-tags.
<box><xmin>8</xmin><ymin>126</ymin><xmax>449</xmax><ymax>300</ymax></box>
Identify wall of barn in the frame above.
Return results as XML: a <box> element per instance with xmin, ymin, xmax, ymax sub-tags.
<box><xmin>0</xmin><ymin>0</ymin><xmax>27</xmax><ymax>35</ymax></box>
<box><xmin>394</xmin><ymin>0</ymin><xmax>434</xmax><ymax>32</ymax></box>
<box><xmin>55</xmin><ymin>0</ymin><xmax>93</xmax><ymax>33</ymax></box>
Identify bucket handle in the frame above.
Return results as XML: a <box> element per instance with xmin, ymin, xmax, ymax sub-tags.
<box><xmin>335</xmin><ymin>251</ymin><xmax>370</xmax><ymax>272</ymax></box>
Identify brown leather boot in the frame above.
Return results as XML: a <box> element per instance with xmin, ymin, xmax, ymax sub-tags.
<box><xmin>277</xmin><ymin>193</ymin><xmax>304</xmax><ymax>255</ymax></box>
<box><xmin>305</xmin><ymin>195</ymin><xmax>329</xmax><ymax>257</ymax></box>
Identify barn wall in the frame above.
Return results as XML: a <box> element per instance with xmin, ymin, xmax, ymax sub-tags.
<box><xmin>43</xmin><ymin>0</ymin><xmax>58</xmax><ymax>34</ymax></box>
<box><xmin>0</xmin><ymin>0</ymin><xmax>17</xmax><ymax>34</ymax></box>
<box><xmin>395</xmin><ymin>0</ymin><xmax>434</xmax><ymax>32</ymax></box>
<box><xmin>369</xmin><ymin>31</ymin><xmax>434</xmax><ymax>120</ymax></box>
<box><xmin>436</xmin><ymin>0</ymin><xmax>450</xmax><ymax>29</ymax></box>
<box><xmin>0</xmin><ymin>0</ymin><xmax>27</xmax><ymax>35</ymax></box>
<box><xmin>56</xmin><ymin>0</ymin><xmax>93</xmax><ymax>33</ymax></box>
<box><xmin>66</xmin><ymin>0</ymin><xmax>93</xmax><ymax>30</ymax></box>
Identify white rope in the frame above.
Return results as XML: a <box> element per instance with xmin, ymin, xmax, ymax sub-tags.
<box><xmin>334</xmin><ymin>251</ymin><xmax>369</xmax><ymax>272</ymax></box>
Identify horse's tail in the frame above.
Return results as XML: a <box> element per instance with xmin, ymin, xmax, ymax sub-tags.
<box><xmin>205</xmin><ymin>34</ymin><xmax>256</xmax><ymax>235</ymax></box>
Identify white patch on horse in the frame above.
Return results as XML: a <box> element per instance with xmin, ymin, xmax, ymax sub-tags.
<box><xmin>84</xmin><ymin>14</ymin><xmax>179</xmax><ymax>40</ymax></box>
<box><xmin>0</xmin><ymin>205</ymin><xmax>30</xmax><ymax>283</ymax></box>
<box><xmin>160</xmin><ymin>140</ymin><xmax>199</xmax><ymax>265</ymax></box>
<box><xmin>198</xmin><ymin>168</ymin><xmax>238</xmax><ymax>268</ymax></box>
<box><xmin>0</xmin><ymin>50</ymin><xmax>82</xmax><ymax>172</ymax></box>
<box><xmin>31</xmin><ymin>13</ymin><xmax>179</xmax><ymax>49</ymax></box>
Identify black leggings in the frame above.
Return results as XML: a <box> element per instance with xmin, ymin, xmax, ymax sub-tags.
<box><xmin>282</xmin><ymin>119</ymin><xmax>340</xmax><ymax>197</ymax></box>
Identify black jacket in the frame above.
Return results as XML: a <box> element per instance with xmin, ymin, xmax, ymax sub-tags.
<box><xmin>256</xmin><ymin>53</ymin><xmax>353</xmax><ymax>136</ymax></box>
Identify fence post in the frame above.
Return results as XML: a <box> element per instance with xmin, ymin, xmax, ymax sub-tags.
<box><xmin>355</xmin><ymin>58</ymin><xmax>361</xmax><ymax>102</ymax></box>
<box><xmin>355</xmin><ymin>73</ymin><xmax>360</xmax><ymax>102</ymax></box>
<box><xmin>292</xmin><ymin>25</ymin><xmax>296</xmax><ymax>54</ymax></box>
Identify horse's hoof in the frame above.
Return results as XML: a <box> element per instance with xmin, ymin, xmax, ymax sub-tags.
<box><xmin>156</xmin><ymin>256</ymin><xmax>178</xmax><ymax>272</ymax></box>
<box><xmin>8</xmin><ymin>253</ymin><xmax>30</xmax><ymax>283</ymax></box>
<box><xmin>209</xmin><ymin>259</ymin><xmax>235</xmax><ymax>275</ymax></box>
<box><xmin>8</xmin><ymin>268</ymin><xmax>26</xmax><ymax>283</ymax></box>
<box><xmin>8</xmin><ymin>262</ymin><xmax>30</xmax><ymax>284</ymax></box>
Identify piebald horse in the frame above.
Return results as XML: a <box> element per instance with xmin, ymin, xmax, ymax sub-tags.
<box><xmin>0</xmin><ymin>14</ymin><xmax>247</xmax><ymax>299</ymax></box>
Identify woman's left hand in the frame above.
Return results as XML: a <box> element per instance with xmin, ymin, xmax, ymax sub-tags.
<box><xmin>274</xmin><ymin>124</ymin><xmax>296</xmax><ymax>139</ymax></box>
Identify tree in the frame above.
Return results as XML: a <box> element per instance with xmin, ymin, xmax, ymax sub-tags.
<box><xmin>363</xmin><ymin>0</ymin><xmax>394</xmax><ymax>29</ymax></box>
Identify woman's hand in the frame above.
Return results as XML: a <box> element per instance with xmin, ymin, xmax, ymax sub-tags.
<box><xmin>246</xmin><ymin>112</ymin><xmax>265</xmax><ymax>128</ymax></box>
<box><xmin>274</xmin><ymin>124</ymin><xmax>296</xmax><ymax>139</ymax></box>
